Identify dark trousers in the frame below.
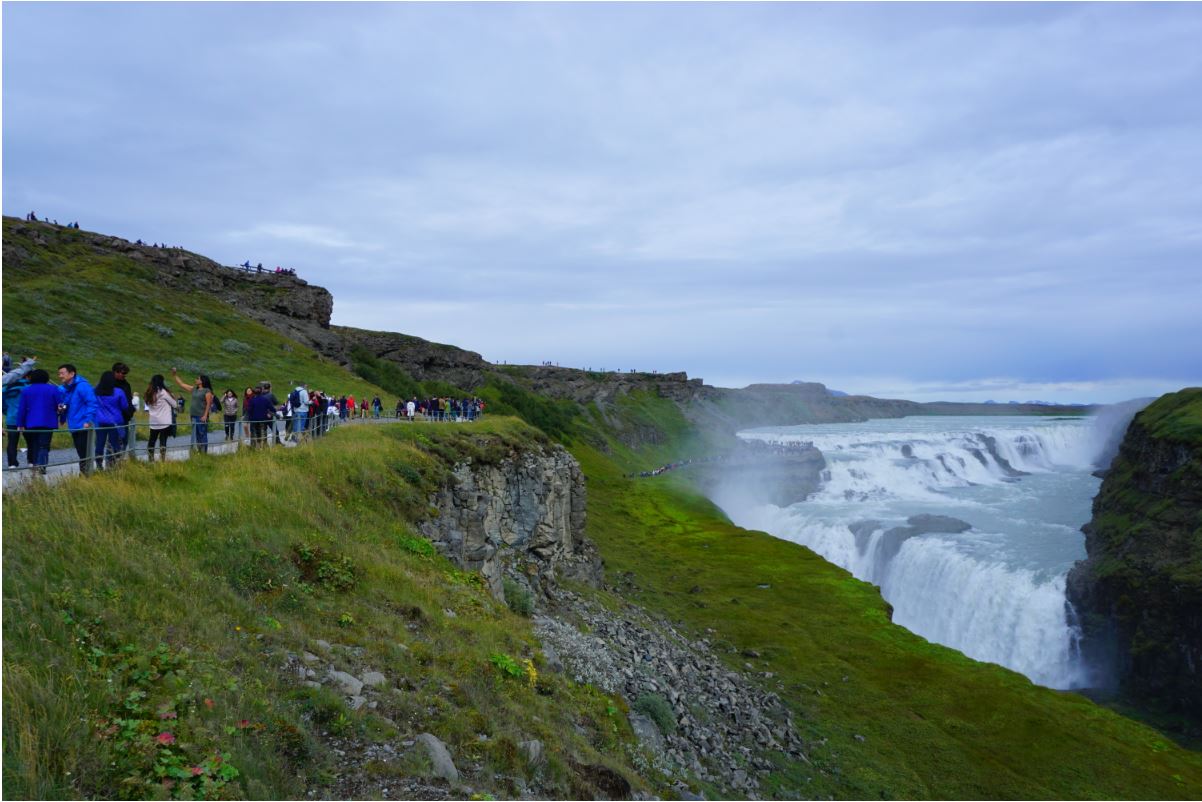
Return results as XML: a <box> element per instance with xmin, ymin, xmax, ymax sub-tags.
<box><xmin>5</xmin><ymin>425</ymin><xmax>25</xmax><ymax>467</ymax></box>
<box><xmin>148</xmin><ymin>427</ymin><xmax>170</xmax><ymax>460</ymax></box>
<box><xmin>95</xmin><ymin>426</ymin><xmax>122</xmax><ymax>466</ymax></box>
<box><xmin>70</xmin><ymin>429</ymin><xmax>94</xmax><ymax>474</ymax></box>
<box><xmin>224</xmin><ymin>414</ymin><xmax>237</xmax><ymax>439</ymax></box>
<box><xmin>24</xmin><ymin>429</ymin><xmax>52</xmax><ymax>467</ymax></box>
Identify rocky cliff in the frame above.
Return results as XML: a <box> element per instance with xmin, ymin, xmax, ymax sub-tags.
<box><xmin>3</xmin><ymin>220</ymin><xmax>340</xmax><ymax>352</ymax></box>
<box><xmin>1067</xmin><ymin>388</ymin><xmax>1202</xmax><ymax>721</ymax></box>
<box><xmin>419</xmin><ymin>442</ymin><xmax>601</xmax><ymax>601</ymax></box>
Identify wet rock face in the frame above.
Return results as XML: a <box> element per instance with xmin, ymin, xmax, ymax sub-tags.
<box><xmin>1067</xmin><ymin>390</ymin><xmax>1202</xmax><ymax>720</ymax></box>
<box><xmin>419</xmin><ymin>445</ymin><xmax>600</xmax><ymax>599</ymax></box>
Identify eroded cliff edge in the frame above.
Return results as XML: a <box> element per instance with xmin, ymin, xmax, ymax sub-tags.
<box><xmin>419</xmin><ymin>439</ymin><xmax>602</xmax><ymax>601</ymax></box>
<box><xmin>1067</xmin><ymin>388</ymin><xmax>1202</xmax><ymax>722</ymax></box>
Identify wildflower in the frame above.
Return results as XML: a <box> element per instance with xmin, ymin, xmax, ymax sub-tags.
<box><xmin>155</xmin><ymin>732</ymin><xmax>176</xmax><ymax>746</ymax></box>
<box><xmin>204</xmin><ymin>698</ymin><xmax>214</xmax><ymax>709</ymax></box>
<box><xmin>237</xmin><ymin>719</ymin><xmax>250</xmax><ymax>729</ymax></box>
<box><xmin>159</xmin><ymin>710</ymin><xmax>178</xmax><ymax>720</ymax></box>
<box><xmin>191</xmin><ymin>766</ymin><xmax>204</xmax><ymax>776</ymax></box>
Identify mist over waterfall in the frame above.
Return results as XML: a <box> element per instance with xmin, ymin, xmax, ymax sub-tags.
<box><xmin>714</xmin><ymin>416</ymin><xmax>1110</xmax><ymax>689</ymax></box>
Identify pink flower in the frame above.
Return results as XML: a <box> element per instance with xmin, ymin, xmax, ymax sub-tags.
<box><xmin>191</xmin><ymin>766</ymin><xmax>204</xmax><ymax>776</ymax></box>
<box><xmin>203</xmin><ymin>698</ymin><xmax>214</xmax><ymax>709</ymax></box>
<box><xmin>237</xmin><ymin>719</ymin><xmax>250</xmax><ymax>729</ymax></box>
<box><xmin>159</xmin><ymin>711</ymin><xmax>178</xmax><ymax>720</ymax></box>
<box><xmin>155</xmin><ymin>732</ymin><xmax>176</xmax><ymax>746</ymax></box>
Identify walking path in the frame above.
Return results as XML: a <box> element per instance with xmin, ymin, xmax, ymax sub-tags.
<box><xmin>1</xmin><ymin>415</ymin><xmax>453</xmax><ymax>493</ymax></box>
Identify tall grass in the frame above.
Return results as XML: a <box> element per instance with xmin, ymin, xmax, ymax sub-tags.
<box><xmin>3</xmin><ymin>421</ymin><xmax>645</xmax><ymax>800</ymax></box>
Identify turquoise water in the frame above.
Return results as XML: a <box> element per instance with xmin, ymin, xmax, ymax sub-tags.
<box><xmin>717</xmin><ymin>416</ymin><xmax>1103</xmax><ymax>689</ymax></box>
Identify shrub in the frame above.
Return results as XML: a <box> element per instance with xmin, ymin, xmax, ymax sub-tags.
<box><xmin>397</xmin><ymin>534</ymin><xmax>436</xmax><ymax>558</ymax></box>
<box><xmin>143</xmin><ymin>322</ymin><xmax>174</xmax><ymax>338</ymax></box>
<box><xmin>633</xmin><ymin>693</ymin><xmax>677</xmax><ymax>735</ymax></box>
<box><xmin>221</xmin><ymin>339</ymin><xmax>253</xmax><ymax>355</ymax></box>
<box><xmin>291</xmin><ymin>544</ymin><xmax>356</xmax><ymax>592</ymax></box>
<box><xmin>503</xmin><ymin>578</ymin><xmax>534</xmax><ymax>617</ymax></box>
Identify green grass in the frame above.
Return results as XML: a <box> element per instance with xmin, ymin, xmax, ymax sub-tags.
<box><xmin>1135</xmin><ymin>388</ymin><xmax>1202</xmax><ymax>442</ymax></box>
<box><xmin>2</xmin><ymin>219</ymin><xmax>391</xmax><ymax>403</ymax></box>
<box><xmin>570</xmin><ymin>437</ymin><xmax>1202</xmax><ymax>799</ymax></box>
<box><xmin>2</xmin><ymin>421</ymin><xmax>649</xmax><ymax>800</ymax></box>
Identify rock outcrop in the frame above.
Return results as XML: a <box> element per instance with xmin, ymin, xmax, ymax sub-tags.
<box><xmin>1067</xmin><ymin>388</ymin><xmax>1202</xmax><ymax>721</ymax></box>
<box><xmin>419</xmin><ymin>443</ymin><xmax>600</xmax><ymax>600</ymax></box>
<box><xmin>4</xmin><ymin>221</ymin><xmax>338</xmax><ymax>351</ymax></box>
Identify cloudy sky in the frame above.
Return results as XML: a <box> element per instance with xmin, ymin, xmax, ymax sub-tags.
<box><xmin>5</xmin><ymin>3</ymin><xmax>1201</xmax><ymax>403</ymax></box>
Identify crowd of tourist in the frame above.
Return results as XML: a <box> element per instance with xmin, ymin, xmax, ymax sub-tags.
<box><xmin>2</xmin><ymin>353</ymin><xmax>486</xmax><ymax>477</ymax></box>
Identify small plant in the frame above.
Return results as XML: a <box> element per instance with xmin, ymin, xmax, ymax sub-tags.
<box><xmin>338</xmin><ymin>612</ymin><xmax>355</xmax><ymax>628</ymax></box>
<box><xmin>143</xmin><ymin>322</ymin><xmax>174</xmax><ymax>338</ymax></box>
<box><xmin>489</xmin><ymin>653</ymin><xmax>525</xmax><ymax>679</ymax></box>
<box><xmin>633</xmin><ymin>693</ymin><xmax>677</xmax><ymax>735</ymax></box>
<box><xmin>397</xmin><ymin>533</ymin><xmax>436</xmax><ymax>557</ymax></box>
<box><xmin>292</xmin><ymin>543</ymin><xmax>357</xmax><ymax>592</ymax></box>
<box><xmin>221</xmin><ymin>338</ymin><xmax>252</xmax><ymax>354</ymax></box>
<box><xmin>503</xmin><ymin>578</ymin><xmax>534</xmax><ymax>617</ymax></box>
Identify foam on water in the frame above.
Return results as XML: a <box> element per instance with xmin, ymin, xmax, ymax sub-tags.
<box><xmin>723</xmin><ymin>416</ymin><xmax>1102</xmax><ymax>689</ymax></box>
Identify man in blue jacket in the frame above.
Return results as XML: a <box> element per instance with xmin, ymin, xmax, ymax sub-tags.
<box><xmin>57</xmin><ymin>363</ymin><xmax>99</xmax><ymax>474</ymax></box>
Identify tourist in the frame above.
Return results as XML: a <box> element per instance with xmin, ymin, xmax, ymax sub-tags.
<box><xmin>407</xmin><ymin>397</ymin><xmax>416</xmax><ymax>420</ymax></box>
<box><xmin>4</xmin><ymin>366</ymin><xmax>31</xmax><ymax>469</ymax></box>
<box><xmin>257</xmin><ymin>381</ymin><xmax>280</xmax><ymax>444</ymax></box>
<box><xmin>144</xmin><ymin>374</ymin><xmax>175</xmax><ymax>462</ymax></box>
<box><xmin>16</xmin><ymin>369</ymin><xmax>57</xmax><ymax>474</ymax></box>
<box><xmin>242</xmin><ymin>386</ymin><xmax>254</xmax><ymax>420</ymax></box>
<box><xmin>111</xmin><ymin>362</ymin><xmax>134</xmax><ymax>457</ymax></box>
<box><xmin>288</xmin><ymin>383</ymin><xmax>309</xmax><ymax>441</ymax></box>
<box><xmin>220</xmin><ymin>389</ymin><xmax>240</xmax><ymax>439</ymax></box>
<box><xmin>346</xmin><ymin>394</ymin><xmax>356</xmax><ymax>421</ymax></box>
<box><xmin>246</xmin><ymin>386</ymin><xmax>273</xmax><ymax>447</ymax></box>
<box><xmin>360</xmin><ymin>397</ymin><xmax>369</xmax><ymax>419</ymax></box>
<box><xmin>57</xmin><ymin>363</ymin><xmax>99</xmax><ymax>474</ymax></box>
<box><xmin>3</xmin><ymin>353</ymin><xmax>37</xmax><ymax>386</ymax></box>
<box><xmin>169</xmin><ymin>368</ymin><xmax>214</xmax><ymax>454</ymax></box>
<box><xmin>93</xmin><ymin>370</ymin><xmax>130</xmax><ymax>469</ymax></box>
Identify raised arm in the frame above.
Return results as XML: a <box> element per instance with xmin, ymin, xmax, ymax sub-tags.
<box><xmin>169</xmin><ymin>368</ymin><xmax>194</xmax><ymax>392</ymax></box>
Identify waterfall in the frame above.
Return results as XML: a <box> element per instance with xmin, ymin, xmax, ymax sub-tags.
<box><xmin>721</xmin><ymin>417</ymin><xmax>1100</xmax><ymax>689</ymax></box>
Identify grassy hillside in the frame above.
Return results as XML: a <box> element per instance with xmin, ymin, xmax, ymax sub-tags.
<box><xmin>6</xmin><ymin>220</ymin><xmax>1201</xmax><ymax>800</ymax></box>
<box><xmin>2</xmin><ymin>219</ymin><xmax>388</xmax><ymax>401</ymax></box>
<box><xmin>3</xmin><ymin>421</ymin><xmax>651</xmax><ymax>800</ymax></box>
<box><xmin>572</xmin><ymin>425</ymin><xmax>1202</xmax><ymax>799</ymax></box>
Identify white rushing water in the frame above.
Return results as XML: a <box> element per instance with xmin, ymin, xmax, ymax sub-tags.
<box><xmin>716</xmin><ymin>416</ymin><xmax>1105</xmax><ymax>689</ymax></box>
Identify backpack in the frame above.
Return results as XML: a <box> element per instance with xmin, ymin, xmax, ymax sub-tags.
<box><xmin>289</xmin><ymin>388</ymin><xmax>301</xmax><ymax>409</ymax></box>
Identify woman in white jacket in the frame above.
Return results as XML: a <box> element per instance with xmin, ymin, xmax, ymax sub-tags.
<box><xmin>144</xmin><ymin>374</ymin><xmax>176</xmax><ymax>462</ymax></box>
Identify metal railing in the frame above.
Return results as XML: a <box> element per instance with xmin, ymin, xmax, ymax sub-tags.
<box><xmin>2</xmin><ymin>408</ymin><xmax>484</xmax><ymax>486</ymax></box>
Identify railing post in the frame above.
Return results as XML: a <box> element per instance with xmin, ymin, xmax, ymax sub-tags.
<box><xmin>86</xmin><ymin>425</ymin><xmax>97</xmax><ymax>474</ymax></box>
